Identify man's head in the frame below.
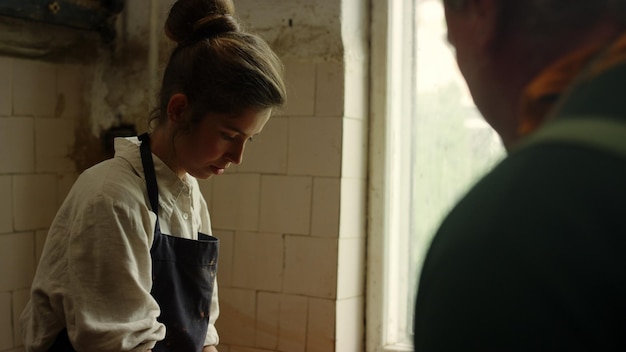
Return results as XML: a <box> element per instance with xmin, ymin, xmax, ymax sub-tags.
<box><xmin>443</xmin><ymin>0</ymin><xmax>626</xmax><ymax>147</ymax></box>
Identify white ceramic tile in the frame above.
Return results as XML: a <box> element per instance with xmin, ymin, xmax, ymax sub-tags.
<box><xmin>233</xmin><ymin>232</ymin><xmax>284</xmax><ymax>291</ymax></box>
<box><xmin>255</xmin><ymin>292</ymin><xmax>280</xmax><ymax>349</ymax></box>
<box><xmin>0</xmin><ymin>57</ymin><xmax>13</xmax><ymax>116</ymax></box>
<box><xmin>287</xmin><ymin>117</ymin><xmax>342</xmax><ymax>177</ymax></box>
<box><xmin>0</xmin><ymin>233</ymin><xmax>35</xmax><ymax>291</ymax></box>
<box><xmin>277</xmin><ymin>294</ymin><xmax>307</xmax><ymax>352</ymax></box>
<box><xmin>225</xmin><ymin>162</ymin><xmax>241</xmax><ymax>174</ymax></box>
<box><xmin>342</xmin><ymin>0</ymin><xmax>368</xmax><ymax>51</ymax></box>
<box><xmin>283</xmin><ymin>236</ymin><xmax>337</xmax><ymax>298</ymax></box>
<box><xmin>210</xmin><ymin>174</ymin><xmax>261</xmax><ymax>231</ymax></box>
<box><xmin>0</xmin><ymin>176</ymin><xmax>12</xmax><ymax>234</ymax></box>
<box><xmin>13</xmin><ymin>289</ymin><xmax>30</xmax><ymax>347</ymax></box>
<box><xmin>259</xmin><ymin>176</ymin><xmax>312</xmax><ymax>235</ymax></box>
<box><xmin>13</xmin><ymin>175</ymin><xmax>57</xmax><ymax>231</ymax></box>
<box><xmin>216</xmin><ymin>345</ymin><xmax>230</xmax><ymax>352</ymax></box>
<box><xmin>339</xmin><ymin>178</ymin><xmax>366</xmax><ymax>239</ymax></box>
<box><xmin>336</xmin><ymin>237</ymin><xmax>366</xmax><ymax>299</ymax></box>
<box><xmin>341</xmin><ymin>118</ymin><xmax>367</xmax><ymax>179</ymax></box>
<box><xmin>35</xmin><ymin>118</ymin><xmax>76</xmax><ymax>173</ymax></box>
<box><xmin>344</xmin><ymin>57</ymin><xmax>368</xmax><ymax>120</ymax></box>
<box><xmin>216</xmin><ymin>288</ymin><xmax>256</xmax><ymax>347</ymax></box>
<box><xmin>13</xmin><ymin>59</ymin><xmax>57</xmax><ymax>118</ymax></box>
<box><xmin>57</xmin><ymin>64</ymin><xmax>87</xmax><ymax>120</ymax></box>
<box><xmin>280</xmin><ymin>60</ymin><xmax>315</xmax><ymax>117</ymax></box>
<box><xmin>237</xmin><ymin>117</ymin><xmax>288</xmax><ymax>174</ymax></box>
<box><xmin>307</xmin><ymin>298</ymin><xmax>336</xmax><ymax>352</ymax></box>
<box><xmin>315</xmin><ymin>62</ymin><xmax>344</xmax><ymax>117</ymax></box>
<box><xmin>311</xmin><ymin>177</ymin><xmax>340</xmax><ymax>238</ymax></box>
<box><xmin>213</xmin><ymin>230</ymin><xmax>234</xmax><ymax>287</ymax></box>
<box><xmin>335</xmin><ymin>296</ymin><xmax>364</xmax><ymax>352</ymax></box>
<box><xmin>229</xmin><ymin>347</ymin><xmax>267</xmax><ymax>352</ymax></box>
<box><xmin>0</xmin><ymin>118</ymin><xmax>35</xmax><ymax>174</ymax></box>
<box><xmin>0</xmin><ymin>291</ymin><xmax>12</xmax><ymax>349</ymax></box>
<box><xmin>123</xmin><ymin>0</ymin><xmax>151</xmax><ymax>42</ymax></box>
<box><xmin>35</xmin><ymin>230</ymin><xmax>48</xmax><ymax>267</ymax></box>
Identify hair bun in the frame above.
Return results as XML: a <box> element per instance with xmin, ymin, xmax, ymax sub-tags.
<box><xmin>191</xmin><ymin>14</ymin><xmax>239</xmax><ymax>41</ymax></box>
<box><xmin>165</xmin><ymin>0</ymin><xmax>239</xmax><ymax>44</ymax></box>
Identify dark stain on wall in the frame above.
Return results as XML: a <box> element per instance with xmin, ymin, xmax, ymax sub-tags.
<box><xmin>70</xmin><ymin>121</ymin><xmax>109</xmax><ymax>173</ymax></box>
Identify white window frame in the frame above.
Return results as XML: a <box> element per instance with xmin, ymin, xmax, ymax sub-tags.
<box><xmin>367</xmin><ymin>0</ymin><xmax>417</xmax><ymax>351</ymax></box>
<box><xmin>366</xmin><ymin>1</ymin><xmax>505</xmax><ymax>351</ymax></box>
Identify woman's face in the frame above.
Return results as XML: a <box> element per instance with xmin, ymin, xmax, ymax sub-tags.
<box><xmin>173</xmin><ymin>106</ymin><xmax>272</xmax><ymax>179</ymax></box>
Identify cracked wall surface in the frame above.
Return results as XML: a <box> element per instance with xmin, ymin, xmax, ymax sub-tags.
<box><xmin>237</xmin><ymin>0</ymin><xmax>343</xmax><ymax>62</ymax></box>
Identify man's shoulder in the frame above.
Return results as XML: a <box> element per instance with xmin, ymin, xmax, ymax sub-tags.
<box><xmin>437</xmin><ymin>141</ymin><xmax>626</xmax><ymax>241</ymax></box>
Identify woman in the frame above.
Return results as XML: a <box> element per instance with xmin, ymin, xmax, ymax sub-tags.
<box><xmin>19</xmin><ymin>0</ymin><xmax>286</xmax><ymax>350</ymax></box>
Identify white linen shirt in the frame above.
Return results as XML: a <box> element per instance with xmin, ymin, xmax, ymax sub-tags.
<box><xmin>20</xmin><ymin>137</ymin><xmax>219</xmax><ymax>351</ymax></box>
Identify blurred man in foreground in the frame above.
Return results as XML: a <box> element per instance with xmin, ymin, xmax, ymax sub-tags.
<box><xmin>414</xmin><ymin>0</ymin><xmax>626</xmax><ymax>350</ymax></box>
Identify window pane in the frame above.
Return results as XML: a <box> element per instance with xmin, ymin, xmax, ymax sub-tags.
<box><xmin>407</xmin><ymin>0</ymin><xmax>505</xmax><ymax>340</ymax></box>
<box><xmin>367</xmin><ymin>0</ymin><xmax>505</xmax><ymax>349</ymax></box>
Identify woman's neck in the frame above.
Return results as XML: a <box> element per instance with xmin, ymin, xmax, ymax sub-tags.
<box><xmin>149</xmin><ymin>127</ymin><xmax>185</xmax><ymax>179</ymax></box>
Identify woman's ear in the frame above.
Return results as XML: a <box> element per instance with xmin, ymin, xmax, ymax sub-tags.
<box><xmin>166</xmin><ymin>93</ymin><xmax>189</xmax><ymax>123</ymax></box>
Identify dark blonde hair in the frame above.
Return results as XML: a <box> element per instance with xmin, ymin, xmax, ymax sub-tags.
<box><xmin>152</xmin><ymin>0</ymin><xmax>286</xmax><ymax>130</ymax></box>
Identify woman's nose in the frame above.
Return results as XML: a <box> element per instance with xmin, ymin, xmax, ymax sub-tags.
<box><xmin>225</xmin><ymin>140</ymin><xmax>245</xmax><ymax>165</ymax></box>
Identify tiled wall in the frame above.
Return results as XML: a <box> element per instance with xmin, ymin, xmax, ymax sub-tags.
<box><xmin>0</xmin><ymin>56</ymin><xmax>86</xmax><ymax>351</ymax></box>
<box><xmin>200</xmin><ymin>58</ymin><xmax>368</xmax><ymax>352</ymax></box>
<box><xmin>200</xmin><ymin>0</ymin><xmax>370</xmax><ymax>349</ymax></box>
<box><xmin>0</xmin><ymin>0</ymin><xmax>369</xmax><ymax>351</ymax></box>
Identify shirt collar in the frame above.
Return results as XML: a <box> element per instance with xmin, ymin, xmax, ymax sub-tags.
<box><xmin>114</xmin><ymin>136</ymin><xmax>191</xmax><ymax>211</ymax></box>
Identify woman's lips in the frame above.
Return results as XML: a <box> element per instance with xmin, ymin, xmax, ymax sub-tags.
<box><xmin>210</xmin><ymin>165</ymin><xmax>225</xmax><ymax>175</ymax></box>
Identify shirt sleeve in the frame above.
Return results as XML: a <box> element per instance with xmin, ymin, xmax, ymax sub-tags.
<box><xmin>65</xmin><ymin>194</ymin><xmax>165</xmax><ymax>351</ymax></box>
<box><xmin>204</xmin><ymin>278</ymin><xmax>220</xmax><ymax>346</ymax></box>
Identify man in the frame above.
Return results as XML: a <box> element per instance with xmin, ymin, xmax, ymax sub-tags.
<box><xmin>413</xmin><ymin>0</ymin><xmax>626</xmax><ymax>350</ymax></box>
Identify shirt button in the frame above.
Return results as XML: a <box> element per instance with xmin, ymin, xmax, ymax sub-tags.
<box><xmin>182</xmin><ymin>213</ymin><xmax>189</xmax><ymax>220</ymax></box>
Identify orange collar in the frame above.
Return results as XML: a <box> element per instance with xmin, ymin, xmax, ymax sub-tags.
<box><xmin>518</xmin><ymin>32</ymin><xmax>626</xmax><ymax>136</ymax></box>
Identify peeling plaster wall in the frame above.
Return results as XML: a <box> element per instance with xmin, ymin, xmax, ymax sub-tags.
<box><xmin>88</xmin><ymin>0</ymin><xmax>161</xmax><ymax>136</ymax></box>
<box><xmin>236</xmin><ymin>0</ymin><xmax>343</xmax><ymax>62</ymax></box>
<box><xmin>75</xmin><ymin>0</ymin><xmax>174</xmax><ymax>169</ymax></box>
<box><xmin>0</xmin><ymin>4</ymin><xmax>159</xmax><ymax>171</ymax></box>
<box><xmin>0</xmin><ymin>2</ymin><xmax>156</xmax><ymax>170</ymax></box>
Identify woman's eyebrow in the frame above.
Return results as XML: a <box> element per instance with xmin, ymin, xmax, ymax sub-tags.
<box><xmin>224</xmin><ymin>125</ymin><xmax>245</xmax><ymax>134</ymax></box>
<box><xmin>224</xmin><ymin>125</ymin><xmax>259</xmax><ymax>138</ymax></box>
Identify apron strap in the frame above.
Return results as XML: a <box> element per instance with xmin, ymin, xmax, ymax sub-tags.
<box><xmin>48</xmin><ymin>328</ymin><xmax>74</xmax><ymax>352</ymax></box>
<box><xmin>138</xmin><ymin>133</ymin><xmax>161</xmax><ymax>221</ymax></box>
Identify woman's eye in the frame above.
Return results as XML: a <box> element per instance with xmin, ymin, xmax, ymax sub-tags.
<box><xmin>222</xmin><ymin>133</ymin><xmax>236</xmax><ymax>141</ymax></box>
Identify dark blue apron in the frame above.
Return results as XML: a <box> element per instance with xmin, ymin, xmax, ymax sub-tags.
<box><xmin>49</xmin><ymin>133</ymin><xmax>219</xmax><ymax>351</ymax></box>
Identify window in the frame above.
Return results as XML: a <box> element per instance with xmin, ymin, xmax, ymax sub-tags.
<box><xmin>367</xmin><ymin>0</ymin><xmax>505</xmax><ymax>351</ymax></box>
